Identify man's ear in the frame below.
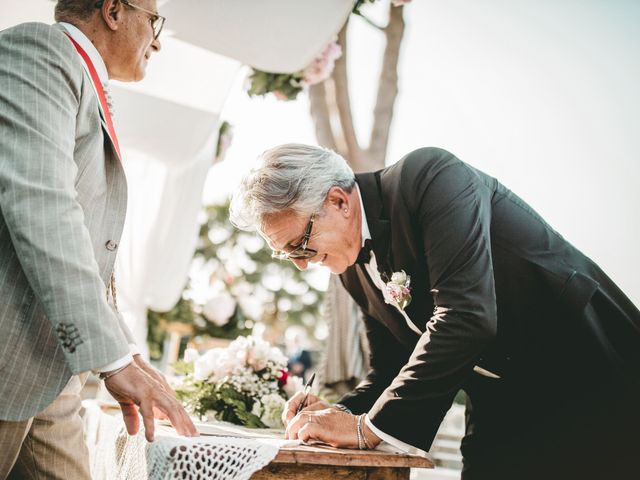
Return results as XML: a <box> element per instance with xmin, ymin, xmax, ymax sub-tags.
<box><xmin>326</xmin><ymin>186</ymin><xmax>349</xmax><ymax>212</ymax></box>
<box><xmin>101</xmin><ymin>0</ymin><xmax>123</xmax><ymax>31</ymax></box>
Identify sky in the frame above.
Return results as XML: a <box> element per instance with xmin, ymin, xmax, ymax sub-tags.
<box><xmin>204</xmin><ymin>0</ymin><xmax>640</xmax><ymax>306</ymax></box>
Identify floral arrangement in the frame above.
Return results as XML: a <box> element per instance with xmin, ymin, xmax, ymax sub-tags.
<box><xmin>175</xmin><ymin>336</ymin><xmax>303</xmax><ymax>429</ymax></box>
<box><xmin>384</xmin><ymin>270</ymin><xmax>412</xmax><ymax>310</ymax></box>
<box><xmin>247</xmin><ymin>40</ymin><xmax>342</xmax><ymax>101</ymax></box>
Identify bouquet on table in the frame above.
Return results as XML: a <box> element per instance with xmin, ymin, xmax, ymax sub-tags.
<box><xmin>175</xmin><ymin>336</ymin><xmax>303</xmax><ymax>429</ymax></box>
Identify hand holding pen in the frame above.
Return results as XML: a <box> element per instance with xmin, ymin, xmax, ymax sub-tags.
<box><xmin>282</xmin><ymin>372</ymin><xmax>324</xmax><ymax>427</ymax></box>
<box><xmin>283</xmin><ymin>371</ymin><xmax>376</xmax><ymax>447</ymax></box>
<box><xmin>295</xmin><ymin>372</ymin><xmax>316</xmax><ymax>415</ymax></box>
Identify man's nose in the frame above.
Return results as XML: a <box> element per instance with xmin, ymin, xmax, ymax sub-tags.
<box><xmin>291</xmin><ymin>258</ymin><xmax>309</xmax><ymax>271</ymax></box>
<box><xmin>151</xmin><ymin>37</ymin><xmax>162</xmax><ymax>53</ymax></box>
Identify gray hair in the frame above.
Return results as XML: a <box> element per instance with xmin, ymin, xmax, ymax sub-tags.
<box><xmin>230</xmin><ymin>143</ymin><xmax>355</xmax><ymax>231</ymax></box>
<box><xmin>54</xmin><ymin>0</ymin><xmax>98</xmax><ymax>22</ymax></box>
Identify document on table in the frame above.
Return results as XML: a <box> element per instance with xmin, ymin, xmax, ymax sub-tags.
<box><xmin>157</xmin><ymin>419</ymin><xmax>301</xmax><ymax>447</ymax></box>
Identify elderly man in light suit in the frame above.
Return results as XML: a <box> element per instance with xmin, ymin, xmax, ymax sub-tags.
<box><xmin>0</xmin><ymin>1</ymin><xmax>197</xmax><ymax>477</ymax></box>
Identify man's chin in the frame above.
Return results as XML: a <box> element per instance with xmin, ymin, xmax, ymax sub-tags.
<box><xmin>111</xmin><ymin>69</ymin><xmax>146</xmax><ymax>82</ymax></box>
<box><xmin>329</xmin><ymin>264</ymin><xmax>349</xmax><ymax>275</ymax></box>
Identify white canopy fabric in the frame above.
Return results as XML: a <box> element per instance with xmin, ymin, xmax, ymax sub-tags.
<box><xmin>1</xmin><ymin>0</ymin><xmax>354</xmax><ymax>355</ymax></box>
<box><xmin>161</xmin><ymin>0</ymin><xmax>354</xmax><ymax>72</ymax></box>
<box><xmin>110</xmin><ymin>36</ymin><xmax>240</xmax><ymax>354</ymax></box>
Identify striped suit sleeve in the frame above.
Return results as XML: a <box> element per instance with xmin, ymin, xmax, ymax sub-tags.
<box><xmin>0</xmin><ymin>23</ymin><xmax>129</xmax><ymax>373</ymax></box>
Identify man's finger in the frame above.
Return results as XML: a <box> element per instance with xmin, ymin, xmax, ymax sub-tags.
<box><xmin>284</xmin><ymin>392</ymin><xmax>308</xmax><ymax>424</ymax></box>
<box><xmin>285</xmin><ymin>412</ymin><xmax>309</xmax><ymax>440</ymax></box>
<box><xmin>153</xmin><ymin>405</ymin><xmax>169</xmax><ymax>420</ymax></box>
<box><xmin>139</xmin><ymin>401</ymin><xmax>156</xmax><ymax>442</ymax></box>
<box><xmin>158</xmin><ymin>395</ymin><xmax>198</xmax><ymax>437</ymax></box>
<box><xmin>120</xmin><ymin>402</ymin><xmax>140</xmax><ymax>435</ymax></box>
<box><xmin>160</xmin><ymin>377</ymin><xmax>176</xmax><ymax>396</ymax></box>
<box><xmin>300</xmin><ymin>402</ymin><xmax>326</xmax><ymax>412</ymax></box>
<box><xmin>148</xmin><ymin>367</ymin><xmax>176</xmax><ymax>397</ymax></box>
<box><xmin>298</xmin><ymin>422</ymin><xmax>326</xmax><ymax>446</ymax></box>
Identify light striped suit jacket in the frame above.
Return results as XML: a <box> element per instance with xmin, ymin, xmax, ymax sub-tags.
<box><xmin>0</xmin><ymin>22</ymin><xmax>135</xmax><ymax>421</ymax></box>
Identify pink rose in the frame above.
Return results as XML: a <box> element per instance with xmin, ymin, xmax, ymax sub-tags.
<box><xmin>302</xmin><ymin>41</ymin><xmax>342</xmax><ymax>86</ymax></box>
<box><xmin>386</xmin><ymin>283</ymin><xmax>403</xmax><ymax>301</ymax></box>
<box><xmin>277</xmin><ymin>369</ymin><xmax>289</xmax><ymax>388</ymax></box>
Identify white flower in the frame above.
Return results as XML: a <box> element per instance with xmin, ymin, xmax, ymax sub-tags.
<box><xmin>183</xmin><ymin>348</ymin><xmax>199</xmax><ymax>363</ymax></box>
<box><xmin>384</xmin><ymin>270</ymin><xmax>412</xmax><ymax>310</ymax></box>
<box><xmin>282</xmin><ymin>375</ymin><xmax>304</xmax><ymax>399</ymax></box>
<box><xmin>179</xmin><ymin>336</ymin><xmax>300</xmax><ymax>429</ymax></box>
<box><xmin>204</xmin><ymin>410</ymin><xmax>217</xmax><ymax>422</ymax></box>
<box><xmin>248</xmin><ymin>341</ymin><xmax>271</xmax><ymax>371</ymax></box>
<box><xmin>251</xmin><ymin>400</ymin><xmax>263</xmax><ymax>417</ymax></box>
<box><xmin>202</xmin><ymin>293</ymin><xmax>236</xmax><ymax>326</ymax></box>
<box><xmin>391</xmin><ymin>0</ymin><xmax>412</xmax><ymax>6</ymax></box>
<box><xmin>391</xmin><ymin>270</ymin><xmax>407</xmax><ymax>284</ymax></box>
<box><xmin>193</xmin><ymin>349</ymin><xmax>222</xmax><ymax>381</ymax></box>
<box><xmin>268</xmin><ymin>346</ymin><xmax>288</xmax><ymax>368</ymax></box>
<box><xmin>260</xmin><ymin>393</ymin><xmax>286</xmax><ymax>429</ymax></box>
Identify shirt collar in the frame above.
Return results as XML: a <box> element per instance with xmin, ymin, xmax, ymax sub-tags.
<box><xmin>59</xmin><ymin>22</ymin><xmax>109</xmax><ymax>84</ymax></box>
<box><xmin>356</xmin><ymin>183</ymin><xmax>372</xmax><ymax>247</ymax></box>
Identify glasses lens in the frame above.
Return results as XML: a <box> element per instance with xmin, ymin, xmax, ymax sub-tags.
<box><xmin>153</xmin><ymin>16</ymin><xmax>164</xmax><ymax>39</ymax></box>
<box><xmin>288</xmin><ymin>248</ymin><xmax>317</xmax><ymax>260</ymax></box>
<box><xmin>271</xmin><ymin>247</ymin><xmax>317</xmax><ymax>261</ymax></box>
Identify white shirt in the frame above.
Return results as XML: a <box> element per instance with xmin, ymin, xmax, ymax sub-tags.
<box><xmin>60</xmin><ymin>22</ymin><xmax>134</xmax><ymax>373</ymax></box>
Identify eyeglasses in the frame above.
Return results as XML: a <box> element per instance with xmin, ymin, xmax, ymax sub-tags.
<box><xmin>271</xmin><ymin>214</ymin><xmax>318</xmax><ymax>261</ymax></box>
<box><xmin>95</xmin><ymin>0</ymin><xmax>166</xmax><ymax>40</ymax></box>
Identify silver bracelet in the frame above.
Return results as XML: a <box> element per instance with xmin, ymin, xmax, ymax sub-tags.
<box><xmin>360</xmin><ymin>414</ymin><xmax>372</xmax><ymax>449</ymax></box>
<box><xmin>98</xmin><ymin>363</ymin><xmax>130</xmax><ymax>381</ymax></box>
<box><xmin>356</xmin><ymin>414</ymin><xmax>364</xmax><ymax>449</ymax></box>
<box><xmin>333</xmin><ymin>403</ymin><xmax>352</xmax><ymax>414</ymax></box>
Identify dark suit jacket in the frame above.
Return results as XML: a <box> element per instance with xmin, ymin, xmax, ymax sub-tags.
<box><xmin>337</xmin><ymin>147</ymin><xmax>640</xmax><ymax>456</ymax></box>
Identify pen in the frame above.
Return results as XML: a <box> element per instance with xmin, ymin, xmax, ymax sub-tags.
<box><xmin>295</xmin><ymin>372</ymin><xmax>316</xmax><ymax>415</ymax></box>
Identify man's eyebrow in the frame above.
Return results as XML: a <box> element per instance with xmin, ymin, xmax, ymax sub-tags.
<box><xmin>282</xmin><ymin>235</ymin><xmax>304</xmax><ymax>250</ymax></box>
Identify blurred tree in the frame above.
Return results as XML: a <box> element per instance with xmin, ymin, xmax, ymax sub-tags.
<box><xmin>147</xmin><ymin>202</ymin><xmax>325</xmax><ymax>361</ymax></box>
<box><xmin>309</xmin><ymin>2</ymin><xmax>405</xmax><ymax>171</ymax></box>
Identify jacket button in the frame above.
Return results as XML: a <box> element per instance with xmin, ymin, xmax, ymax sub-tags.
<box><xmin>105</xmin><ymin>240</ymin><xmax>118</xmax><ymax>251</ymax></box>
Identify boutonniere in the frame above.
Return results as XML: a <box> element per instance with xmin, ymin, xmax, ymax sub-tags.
<box><xmin>384</xmin><ymin>270</ymin><xmax>412</xmax><ymax>310</ymax></box>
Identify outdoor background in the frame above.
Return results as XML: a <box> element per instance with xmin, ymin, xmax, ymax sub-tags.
<box><xmin>207</xmin><ymin>0</ymin><xmax>640</xmax><ymax>311</ymax></box>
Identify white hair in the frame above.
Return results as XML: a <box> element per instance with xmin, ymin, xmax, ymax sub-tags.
<box><xmin>229</xmin><ymin>143</ymin><xmax>355</xmax><ymax>231</ymax></box>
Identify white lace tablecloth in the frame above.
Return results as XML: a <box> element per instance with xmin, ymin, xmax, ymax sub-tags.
<box><xmin>82</xmin><ymin>402</ymin><xmax>282</xmax><ymax>480</ymax></box>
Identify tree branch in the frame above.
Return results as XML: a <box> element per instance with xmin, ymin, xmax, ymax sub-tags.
<box><xmin>332</xmin><ymin>21</ymin><xmax>365</xmax><ymax>171</ymax></box>
<box><xmin>308</xmin><ymin>83</ymin><xmax>338</xmax><ymax>151</ymax></box>
<box><xmin>367</xmin><ymin>4</ymin><xmax>405</xmax><ymax>169</ymax></box>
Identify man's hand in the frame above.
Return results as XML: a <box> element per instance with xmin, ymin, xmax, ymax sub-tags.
<box><xmin>133</xmin><ymin>355</ymin><xmax>174</xmax><ymax>420</ymax></box>
<box><xmin>281</xmin><ymin>391</ymin><xmax>330</xmax><ymax>427</ymax></box>
<box><xmin>284</xmin><ymin>408</ymin><xmax>379</xmax><ymax>449</ymax></box>
<box><xmin>104</xmin><ymin>362</ymin><xmax>198</xmax><ymax>442</ymax></box>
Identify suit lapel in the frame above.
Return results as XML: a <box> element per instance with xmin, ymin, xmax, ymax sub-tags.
<box><xmin>355</xmin><ymin>172</ymin><xmax>392</xmax><ymax>279</ymax></box>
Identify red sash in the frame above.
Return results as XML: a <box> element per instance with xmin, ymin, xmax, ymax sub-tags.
<box><xmin>64</xmin><ymin>33</ymin><xmax>122</xmax><ymax>160</ymax></box>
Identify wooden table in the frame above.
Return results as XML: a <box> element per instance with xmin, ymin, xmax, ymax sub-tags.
<box><xmin>251</xmin><ymin>444</ymin><xmax>433</xmax><ymax>480</ymax></box>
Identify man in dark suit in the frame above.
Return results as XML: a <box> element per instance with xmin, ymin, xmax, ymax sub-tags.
<box><xmin>0</xmin><ymin>1</ymin><xmax>196</xmax><ymax>477</ymax></box>
<box><xmin>230</xmin><ymin>144</ymin><xmax>640</xmax><ymax>479</ymax></box>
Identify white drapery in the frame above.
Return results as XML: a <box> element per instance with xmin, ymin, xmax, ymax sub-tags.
<box><xmin>0</xmin><ymin>0</ymin><xmax>354</xmax><ymax>354</ymax></box>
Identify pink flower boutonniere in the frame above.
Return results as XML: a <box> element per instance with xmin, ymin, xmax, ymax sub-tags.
<box><xmin>384</xmin><ymin>270</ymin><xmax>412</xmax><ymax>310</ymax></box>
